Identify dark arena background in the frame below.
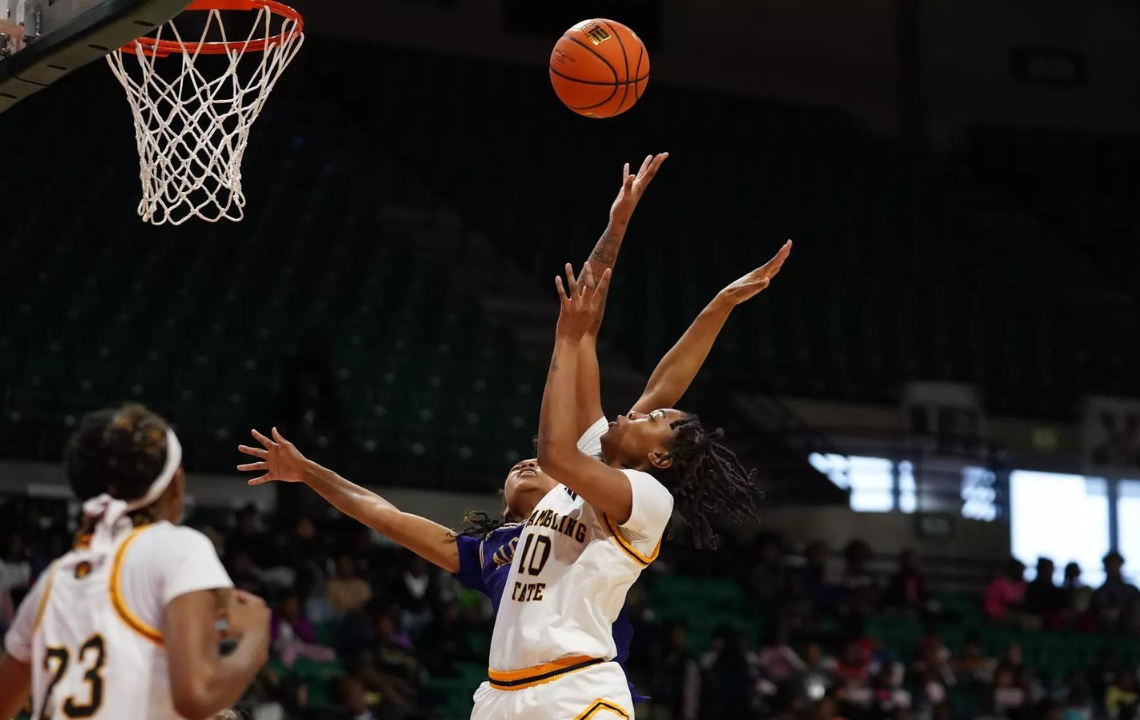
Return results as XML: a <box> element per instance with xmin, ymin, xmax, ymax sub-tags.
<box><xmin>3</xmin><ymin>1</ymin><xmax>1140</xmax><ymax>719</ymax></box>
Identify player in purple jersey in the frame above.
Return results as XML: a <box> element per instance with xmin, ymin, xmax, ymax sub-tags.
<box><xmin>238</xmin><ymin>155</ymin><xmax>790</xmax><ymax>703</ymax></box>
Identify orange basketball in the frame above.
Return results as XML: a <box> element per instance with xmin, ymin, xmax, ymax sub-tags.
<box><xmin>549</xmin><ymin>19</ymin><xmax>649</xmax><ymax>119</ymax></box>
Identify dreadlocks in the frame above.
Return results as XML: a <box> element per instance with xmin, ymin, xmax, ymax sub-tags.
<box><xmin>662</xmin><ymin>415</ymin><xmax>763</xmax><ymax>549</ymax></box>
<box><xmin>454</xmin><ymin>489</ymin><xmax>515</xmax><ymax>539</ymax></box>
<box><xmin>455</xmin><ymin>510</ymin><xmax>509</xmax><ymax>538</ymax></box>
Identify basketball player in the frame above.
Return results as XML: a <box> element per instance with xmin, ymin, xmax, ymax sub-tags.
<box><xmin>464</xmin><ymin>241</ymin><xmax>783</xmax><ymax>719</ymax></box>
<box><xmin>0</xmin><ymin>405</ymin><xmax>271</xmax><ymax>720</ymax></box>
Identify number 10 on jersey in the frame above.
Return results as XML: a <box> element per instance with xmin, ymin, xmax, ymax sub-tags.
<box><xmin>512</xmin><ymin>534</ymin><xmax>551</xmax><ymax>603</ymax></box>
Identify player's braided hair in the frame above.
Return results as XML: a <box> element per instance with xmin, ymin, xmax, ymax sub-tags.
<box><xmin>661</xmin><ymin>415</ymin><xmax>763</xmax><ymax>549</ymax></box>
<box><xmin>65</xmin><ymin>404</ymin><xmax>171</xmax><ymax>503</ymax></box>
<box><xmin>454</xmin><ymin>489</ymin><xmax>515</xmax><ymax>539</ymax></box>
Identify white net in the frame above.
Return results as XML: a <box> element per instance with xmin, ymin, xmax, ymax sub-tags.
<box><xmin>106</xmin><ymin>3</ymin><xmax>304</xmax><ymax>225</ymax></box>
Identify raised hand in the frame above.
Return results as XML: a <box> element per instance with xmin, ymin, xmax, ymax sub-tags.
<box><xmin>555</xmin><ymin>262</ymin><xmax>612</xmax><ymax>342</ymax></box>
<box><xmin>237</xmin><ymin>427</ymin><xmax>309</xmax><ymax>485</ymax></box>
<box><xmin>610</xmin><ymin>152</ymin><xmax>668</xmax><ymax>223</ymax></box>
<box><xmin>718</xmin><ymin>240</ymin><xmax>793</xmax><ymax>306</ymax></box>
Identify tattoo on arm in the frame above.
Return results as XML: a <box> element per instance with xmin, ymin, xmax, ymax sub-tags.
<box><xmin>551</xmin><ymin>353</ymin><xmax>560</xmax><ymax>373</ymax></box>
<box><xmin>589</xmin><ymin>222</ymin><xmax>625</xmax><ymax>270</ymax></box>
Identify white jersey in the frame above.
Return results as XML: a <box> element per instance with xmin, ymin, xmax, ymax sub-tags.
<box><xmin>486</xmin><ymin>417</ymin><xmax>674</xmax><ymax>685</ymax></box>
<box><xmin>4</xmin><ymin>521</ymin><xmax>233</xmax><ymax>720</ymax></box>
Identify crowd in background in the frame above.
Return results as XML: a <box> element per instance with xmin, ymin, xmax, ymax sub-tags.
<box><xmin>2</xmin><ymin>495</ymin><xmax>1140</xmax><ymax>720</ymax></box>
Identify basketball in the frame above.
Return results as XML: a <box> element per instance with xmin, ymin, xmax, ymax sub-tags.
<box><xmin>549</xmin><ymin>19</ymin><xmax>649</xmax><ymax>119</ymax></box>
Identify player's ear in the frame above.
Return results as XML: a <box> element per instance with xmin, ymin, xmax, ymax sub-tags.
<box><xmin>647</xmin><ymin>451</ymin><xmax>673</xmax><ymax>470</ymax></box>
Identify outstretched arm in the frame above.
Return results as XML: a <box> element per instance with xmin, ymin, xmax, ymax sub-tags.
<box><xmin>631</xmin><ymin>240</ymin><xmax>792</xmax><ymax>414</ymax></box>
<box><xmin>539</xmin><ymin>264</ymin><xmax>637</xmax><ymax>523</ymax></box>
<box><xmin>575</xmin><ymin>154</ymin><xmax>668</xmax><ymax>435</ymax></box>
<box><xmin>239</xmin><ymin>430</ymin><xmax>460</xmax><ymax>573</ymax></box>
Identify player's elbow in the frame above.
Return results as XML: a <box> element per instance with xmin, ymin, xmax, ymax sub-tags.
<box><xmin>170</xmin><ymin>671</ymin><xmax>220</xmax><ymax>720</ymax></box>
<box><xmin>171</xmin><ymin>689</ymin><xmax>212</xmax><ymax>720</ymax></box>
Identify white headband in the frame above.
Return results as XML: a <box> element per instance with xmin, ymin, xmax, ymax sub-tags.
<box><xmin>124</xmin><ymin>428</ymin><xmax>183</xmax><ymax>511</ymax></box>
<box><xmin>82</xmin><ymin>429</ymin><xmax>183</xmax><ymax>541</ymax></box>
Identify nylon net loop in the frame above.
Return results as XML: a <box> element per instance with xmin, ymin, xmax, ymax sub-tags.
<box><xmin>106</xmin><ymin>3</ymin><xmax>303</xmax><ymax>225</ymax></box>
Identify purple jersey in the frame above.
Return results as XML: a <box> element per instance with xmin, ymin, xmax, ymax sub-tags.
<box><xmin>454</xmin><ymin>523</ymin><xmax>646</xmax><ymax>703</ymax></box>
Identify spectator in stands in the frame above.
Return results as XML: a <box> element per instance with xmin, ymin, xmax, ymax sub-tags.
<box><xmin>0</xmin><ymin>19</ymin><xmax>24</xmax><ymax>56</ymax></box>
<box><xmin>750</xmin><ymin>536</ymin><xmax>788</xmax><ymax>602</ymax></box>
<box><xmin>1025</xmin><ymin>557</ymin><xmax>1065</xmax><ymax>629</ymax></box>
<box><xmin>957</xmin><ymin>633</ymin><xmax>996</xmax><ymax>684</ymax></box>
<box><xmin>812</xmin><ymin>693</ymin><xmax>848</xmax><ymax>720</ymax></box>
<box><xmin>759</xmin><ymin>624</ymin><xmax>806</xmax><ymax>688</ymax></box>
<box><xmin>996</xmin><ymin>643</ymin><xmax>1025</xmax><ymax>681</ymax></box>
<box><xmin>911</xmin><ymin>627</ymin><xmax>955</xmax><ymax>689</ymax></box>
<box><xmin>228</xmin><ymin>550</ymin><xmax>267</xmax><ymax>596</ymax></box>
<box><xmin>884</xmin><ymin>549</ymin><xmax>933</xmax><ymax>616</ymax></box>
<box><xmin>251</xmin><ymin>673</ymin><xmax>311</xmax><ymax>720</ymax></box>
<box><xmin>420</xmin><ymin>601</ymin><xmax>472</xmax><ymax>675</ymax></box>
<box><xmin>835</xmin><ymin>636</ymin><xmax>873</xmax><ymax>688</ymax></box>
<box><xmin>840</xmin><ymin>540</ymin><xmax>878</xmax><ymax>623</ymax></box>
<box><xmin>798</xmin><ymin>541</ymin><xmax>830</xmax><ymax>602</ymax></box>
<box><xmin>990</xmin><ymin>665</ymin><xmax>1028</xmax><ymax>720</ymax></box>
<box><xmin>400</xmin><ymin>556</ymin><xmax>438</xmax><ymax>610</ymax></box>
<box><xmin>1106</xmin><ymin>669</ymin><xmax>1140</xmax><ymax>719</ymax></box>
<box><xmin>780</xmin><ymin>570</ymin><xmax>818</xmax><ymax>640</ymax></box>
<box><xmin>1061</xmin><ymin>672</ymin><xmax>1094</xmax><ymax>720</ymax></box>
<box><xmin>700</xmin><ymin>626</ymin><xmax>760</xmax><ymax>719</ymax></box>
<box><xmin>326</xmin><ymin>556</ymin><xmax>372</xmax><ymax>615</ymax></box>
<box><xmin>0</xmin><ymin>533</ymin><xmax>29</xmax><ymax>600</ymax></box>
<box><xmin>337</xmin><ymin>676</ymin><xmax>378</xmax><ymax>720</ymax></box>
<box><xmin>227</xmin><ymin>503</ymin><xmax>272</xmax><ymax>567</ymax></box>
<box><xmin>985</xmin><ymin>558</ymin><xmax>1027</xmax><ymax>623</ymax></box>
<box><xmin>287</xmin><ymin>517</ymin><xmax>328</xmax><ymax>593</ymax></box>
<box><xmin>1092</xmin><ymin>551</ymin><xmax>1140</xmax><ymax>634</ymax></box>
<box><xmin>651</xmin><ymin>620</ymin><xmax>701</xmax><ymax>720</ymax></box>
<box><xmin>272</xmin><ymin>593</ymin><xmax>336</xmax><ymax>668</ymax></box>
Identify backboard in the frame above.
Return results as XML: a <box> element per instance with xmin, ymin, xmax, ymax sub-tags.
<box><xmin>0</xmin><ymin>0</ymin><xmax>192</xmax><ymax>113</ymax></box>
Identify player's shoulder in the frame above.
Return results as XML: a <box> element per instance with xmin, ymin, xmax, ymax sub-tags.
<box><xmin>130</xmin><ymin>522</ymin><xmax>219</xmax><ymax>558</ymax></box>
<box><xmin>485</xmin><ymin>522</ymin><xmax>525</xmax><ymax>543</ymax></box>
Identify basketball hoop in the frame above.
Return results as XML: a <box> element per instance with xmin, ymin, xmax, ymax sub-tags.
<box><xmin>106</xmin><ymin>0</ymin><xmax>304</xmax><ymax>225</ymax></box>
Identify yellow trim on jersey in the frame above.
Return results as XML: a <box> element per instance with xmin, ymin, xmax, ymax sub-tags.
<box><xmin>31</xmin><ymin>562</ymin><xmax>58</xmax><ymax>634</ymax></box>
<box><xmin>110</xmin><ymin>526</ymin><xmax>164</xmax><ymax>646</ymax></box>
<box><xmin>574</xmin><ymin>699</ymin><xmax>631</xmax><ymax>720</ymax></box>
<box><xmin>601</xmin><ymin>514</ymin><xmax>660</xmax><ymax>567</ymax></box>
<box><xmin>487</xmin><ymin>655</ymin><xmax>603</xmax><ymax>691</ymax></box>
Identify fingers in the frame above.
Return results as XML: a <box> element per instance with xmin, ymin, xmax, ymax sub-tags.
<box><xmin>592</xmin><ymin>268</ymin><xmax>613</xmax><ymax>303</ymax></box>
<box><xmin>563</xmin><ymin>263</ymin><xmax>579</xmax><ymax>298</ymax></box>
<box><xmin>581</xmin><ymin>262</ymin><xmax>595</xmax><ymax>292</ymax></box>
<box><xmin>237</xmin><ymin>462</ymin><xmax>268</xmax><ymax>472</ymax></box>
<box><xmin>622</xmin><ymin>162</ymin><xmax>630</xmax><ymax>182</ymax></box>
<box><xmin>247</xmin><ymin>475</ymin><xmax>274</xmax><ymax>486</ymax></box>
<box><xmin>640</xmin><ymin>152</ymin><xmax>668</xmax><ymax>184</ymax></box>
<box><xmin>271</xmin><ymin>426</ymin><xmax>287</xmax><ymax>445</ymax></box>
<box><xmin>238</xmin><ymin>444</ymin><xmax>268</xmax><ymax>459</ymax></box>
<box><xmin>251</xmin><ymin>428</ymin><xmax>275</xmax><ymax>449</ymax></box>
<box><xmin>635</xmin><ymin>154</ymin><xmax>653</xmax><ymax>179</ymax></box>
<box><xmin>764</xmin><ymin>240</ymin><xmax>793</xmax><ymax>277</ymax></box>
<box><xmin>555</xmin><ymin>275</ymin><xmax>569</xmax><ymax>302</ymax></box>
<box><xmin>575</xmin><ymin>260</ymin><xmax>590</xmax><ymax>284</ymax></box>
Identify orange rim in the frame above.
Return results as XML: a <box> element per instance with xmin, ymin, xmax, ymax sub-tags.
<box><xmin>120</xmin><ymin>0</ymin><xmax>303</xmax><ymax>57</ymax></box>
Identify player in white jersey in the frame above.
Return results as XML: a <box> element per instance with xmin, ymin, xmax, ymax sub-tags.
<box><xmin>0</xmin><ymin>404</ymin><xmax>271</xmax><ymax>720</ymax></box>
<box><xmin>468</xmin><ymin>225</ymin><xmax>789</xmax><ymax>716</ymax></box>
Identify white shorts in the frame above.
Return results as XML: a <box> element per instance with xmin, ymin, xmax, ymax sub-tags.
<box><xmin>472</xmin><ymin>659</ymin><xmax>634</xmax><ymax>720</ymax></box>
